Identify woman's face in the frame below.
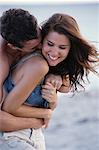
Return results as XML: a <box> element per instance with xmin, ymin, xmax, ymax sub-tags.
<box><xmin>42</xmin><ymin>31</ymin><xmax>70</xmax><ymax>66</ymax></box>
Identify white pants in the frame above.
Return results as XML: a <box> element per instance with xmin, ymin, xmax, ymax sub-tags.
<box><xmin>0</xmin><ymin>128</ymin><xmax>46</xmax><ymax>150</ymax></box>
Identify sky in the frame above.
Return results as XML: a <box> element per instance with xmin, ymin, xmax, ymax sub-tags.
<box><xmin>0</xmin><ymin>0</ymin><xmax>98</xmax><ymax>4</ymax></box>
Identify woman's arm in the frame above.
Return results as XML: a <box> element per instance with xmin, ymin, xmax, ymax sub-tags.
<box><xmin>2</xmin><ymin>86</ymin><xmax>52</xmax><ymax>119</ymax></box>
<box><xmin>42</xmin><ymin>82</ymin><xmax>57</xmax><ymax>110</ymax></box>
<box><xmin>1</xmin><ymin>79</ymin><xmax>52</xmax><ymax>132</ymax></box>
<box><xmin>41</xmin><ymin>82</ymin><xmax>57</xmax><ymax>127</ymax></box>
<box><xmin>2</xmin><ymin>57</ymin><xmax>49</xmax><ymax>115</ymax></box>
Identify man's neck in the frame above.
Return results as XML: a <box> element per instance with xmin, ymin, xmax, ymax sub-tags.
<box><xmin>0</xmin><ymin>35</ymin><xmax>32</xmax><ymax>65</ymax></box>
<box><xmin>0</xmin><ymin>35</ymin><xmax>7</xmax><ymax>52</ymax></box>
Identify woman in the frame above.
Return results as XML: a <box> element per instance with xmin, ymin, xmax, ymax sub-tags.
<box><xmin>1</xmin><ymin>13</ymin><xmax>98</xmax><ymax>150</ymax></box>
<box><xmin>0</xmin><ymin>9</ymin><xmax>61</xmax><ymax>150</ymax></box>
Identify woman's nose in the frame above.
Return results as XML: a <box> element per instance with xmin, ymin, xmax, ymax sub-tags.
<box><xmin>50</xmin><ymin>46</ymin><xmax>59</xmax><ymax>55</ymax></box>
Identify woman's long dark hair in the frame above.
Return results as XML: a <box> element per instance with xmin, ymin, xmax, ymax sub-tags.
<box><xmin>41</xmin><ymin>13</ymin><xmax>99</xmax><ymax>91</ymax></box>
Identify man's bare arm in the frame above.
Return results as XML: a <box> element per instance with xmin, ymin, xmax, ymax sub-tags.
<box><xmin>0</xmin><ymin>51</ymin><xmax>9</xmax><ymax>104</ymax></box>
<box><xmin>0</xmin><ymin>110</ymin><xmax>44</xmax><ymax>132</ymax></box>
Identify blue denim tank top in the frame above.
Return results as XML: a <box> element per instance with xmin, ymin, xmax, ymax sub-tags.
<box><xmin>4</xmin><ymin>52</ymin><xmax>49</xmax><ymax>108</ymax></box>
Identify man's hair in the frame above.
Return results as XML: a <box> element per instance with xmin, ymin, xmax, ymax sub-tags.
<box><xmin>0</xmin><ymin>8</ymin><xmax>38</xmax><ymax>48</ymax></box>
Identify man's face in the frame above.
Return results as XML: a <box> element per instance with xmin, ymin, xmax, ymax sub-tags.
<box><xmin>10</xmin><ymin>27</ymin><xmax>41</xmax><ymax>53</ymax></box>
<box><xmin>18</xmin><ymin>27</ymin><xmax>41</xmax><ymax>53</ymax></box>
<box><xmin>19</xmin><ymin>38</ymin><xmax>41</xmax><ymax>53</ymax></box>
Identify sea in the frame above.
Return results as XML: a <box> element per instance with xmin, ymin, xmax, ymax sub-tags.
<box><xmin>0</xmin><ymin>2</ymin><xmax>99</xmax><ymax>150</ymax></box>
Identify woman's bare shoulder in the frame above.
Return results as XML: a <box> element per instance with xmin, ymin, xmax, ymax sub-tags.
<box><xmin>23</xmin><ymin>53</ymin><xmax>49</xmax><ymax>76</ymax></box>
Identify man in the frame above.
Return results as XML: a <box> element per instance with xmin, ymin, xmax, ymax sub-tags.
<box><xmin>0</xmin><ymin>8</ymin><xmax>45</xmax><ymax>132</ymax></box>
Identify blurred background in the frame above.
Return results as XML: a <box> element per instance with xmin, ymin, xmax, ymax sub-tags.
<box><xmin>0</xmin><ymin>1</ymin><xmax>99</xmax><ymax>150</ymax></box>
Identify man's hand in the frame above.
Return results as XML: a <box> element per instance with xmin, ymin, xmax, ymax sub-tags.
<box><xmin>43</xmin><ymin>108</ymin><xmax>53</xmax><ymax>128</ymax></box>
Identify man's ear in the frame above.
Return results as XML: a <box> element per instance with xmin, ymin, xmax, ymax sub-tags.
<box><xmin>7</xmin><ymin>43</ymin><xmax>18</xmax><ymax>50</ymax></box>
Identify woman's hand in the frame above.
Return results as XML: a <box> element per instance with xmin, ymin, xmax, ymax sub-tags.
<box><xmin>59</xmin><ymin>75</ymin><xmax>71</xmax><ymax>93</ymax></box>
<box><xmin>45</xmin><ymin>74</ymin><xmax>71</xmax><ymax>93</ymax></box>
<box><xmin>42</xmin><ymin>82</ymin><xmax>57</xmax><ymax>110</ymax></box>
<box><xmin>45</xmin><ymin>74</ymin><xmax>62</xmax><ymax>90</ymax></box>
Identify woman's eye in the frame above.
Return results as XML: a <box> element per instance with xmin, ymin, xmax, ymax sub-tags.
<box><xmin>59</xmin><ymin>47</ymin><xmax>66</xmax><ymax>49</ymax></box>
<box><xmin>47</xmin><ymin>42</ymin><xmax>53</xmax><ymax>46</ymax></box>
<box><xmin>59</xmin><ymin>46</ymin><xmax>70</xmax><ymax>50</ymax></box>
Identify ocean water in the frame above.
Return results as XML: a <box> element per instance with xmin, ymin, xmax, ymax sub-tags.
<box><xmin>0</xmin><ymin>3</ymin><xmax>99</xmax><ymax>150</ymax></box>
<box><xmin>44</xmin><ymin>73</ymin><xmax>99</xmax><ymax>150</ymax></box>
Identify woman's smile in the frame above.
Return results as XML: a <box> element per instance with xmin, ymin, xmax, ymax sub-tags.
<box><xmin>42</xmin><ymin>31</ymin><xmax>70</xmax><ymax>66</ymax></box>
